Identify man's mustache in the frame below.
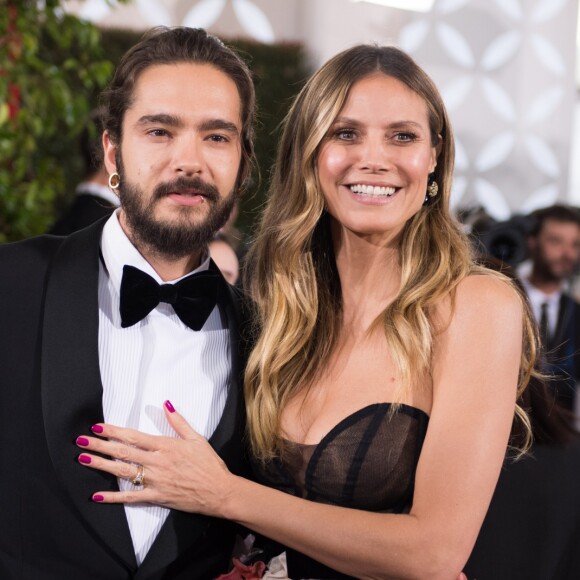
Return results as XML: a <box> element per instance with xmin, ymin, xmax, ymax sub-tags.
<box><xmin>152</xmin><ymin>177</ymin><xmax>221</xmax><ymax>203</ymax></box>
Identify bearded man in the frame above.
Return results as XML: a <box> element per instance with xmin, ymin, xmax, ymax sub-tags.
<box><xmin>0</xmin><ymin>27</ymin><xmax>255</xmax><ymax>579</ymax></box>
<box><xmin>522</xmin><ymin>204</ymin><xmax>580</xmax><ymax>413</ymax></box>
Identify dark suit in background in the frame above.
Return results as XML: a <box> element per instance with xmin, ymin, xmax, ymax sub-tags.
<box><xmin>0</xmin><ymin>220</ymin><xmax>248</xmax><ymax>579</ymax></box>
<box><xmin>465</xmin><ymin>441</ymin><xmax>580</xmax><ymax>580</ymax></box>
<box><xmin>48</xmin><ymin>183</ymin><xmax>118</xmax><ymax>235</ymax></box>
<box><xmin>543</xmin><ymin>293</ymin><xmax>580</xmax><ymax>411</ymax></box>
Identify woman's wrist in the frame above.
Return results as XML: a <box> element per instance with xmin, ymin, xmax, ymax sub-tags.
<box><xmin>219</xmin><ymin>473</ymin><xmax>254</xmax><ymax>522</ymax></box>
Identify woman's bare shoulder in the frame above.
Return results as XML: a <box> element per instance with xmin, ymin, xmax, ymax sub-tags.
<box><xmin>457</xmin><ymin>270</ymin><xmax>522</xmax><ymax>309</ymax></box>
<box><xmin>433</xmin><ymin>270</ymin><xmax>523</xmax><ymax>333</ymax></box>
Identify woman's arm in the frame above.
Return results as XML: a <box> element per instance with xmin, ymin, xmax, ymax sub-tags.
<box><xmin>76</xmin><ymin>274</ymin><xmax>522</xmax><ymax>580</ymax></box>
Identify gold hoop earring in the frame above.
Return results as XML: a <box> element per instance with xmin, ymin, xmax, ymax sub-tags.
<box><xmin>108</xmin><ymin>172</ymin><xmax>120</xmax><ymax>190</ymax></box>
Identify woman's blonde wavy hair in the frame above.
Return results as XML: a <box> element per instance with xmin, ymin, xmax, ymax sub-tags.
<box><xmin>244</xmin><ymin>44</ymin><xmax>536</xmax><ymax>461</ymax></box>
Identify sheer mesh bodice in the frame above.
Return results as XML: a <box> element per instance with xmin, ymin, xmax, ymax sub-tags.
<box><xmin>252</xmin><ymin>403</ymin><xmax>429</xmax><ymax>578</ymax></box>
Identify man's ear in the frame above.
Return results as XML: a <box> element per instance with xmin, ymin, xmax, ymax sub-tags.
<box><xmin>103</xmin><ymin>131</ymin><xmax>118</xmax><ymax>175</ymax></box>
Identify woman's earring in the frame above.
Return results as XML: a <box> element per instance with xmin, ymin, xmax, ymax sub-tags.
<box><xmin>423</xmin><ymin>176</ymin><xmax>438</xmax><ymax>206</ymax></box>
<box><xmin>108</xmin><ymin>172</ymin><xmax>120</xmax><ymax>190</ymax></box>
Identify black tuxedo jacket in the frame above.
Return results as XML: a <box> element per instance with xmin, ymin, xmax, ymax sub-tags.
<box><xmin>544</xmin><ymin>293</ymin><xmax>580</xmax><ymax>411</ymax></box>
<box><xmin>0</xmin><ymin>219</ymin><xmax>249</xmax><ymax>579</ymax></box>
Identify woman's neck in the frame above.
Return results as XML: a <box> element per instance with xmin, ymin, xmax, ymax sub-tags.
<box><xmin>332</xmin><ymin>228</ymin><xmax>402</xmax><ymax>331</ymax></box>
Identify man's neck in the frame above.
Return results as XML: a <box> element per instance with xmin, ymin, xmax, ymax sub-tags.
<box><xmin>118</xmin><ymin>211</ymin><xmax>203</xmax><ymax>281</ymax></box>
<box><xmin>527</xmin><ymin>273</ymin><xmax>564</xmax><ymax>296</ymax></box>
<box><xmin>142</xmin><ymin>251</ymin><xmax>203</xmax><ymax>282</ymax></box>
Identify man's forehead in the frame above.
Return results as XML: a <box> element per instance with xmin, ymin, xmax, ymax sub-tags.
<box><xmin>541</xmin><ymin>219</ymin><xmax>580</xmax><ymax>237</ymax></box>
<box><xmin>127</xmin><ymin>62</ymin><xmax>242</xmax><ymax>125</ymax></box>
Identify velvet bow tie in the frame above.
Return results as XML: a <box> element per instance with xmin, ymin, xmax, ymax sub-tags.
<box><xmin>119</xmin><ymin>263</ymin><xmax>224</xmax><ymax>331</ymax></box>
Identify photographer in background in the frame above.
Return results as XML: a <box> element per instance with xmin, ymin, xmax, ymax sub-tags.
<box><xmin>521</xmin><ymin>204</ymin><xmax>580</xmax><ymax>414</ymax></box>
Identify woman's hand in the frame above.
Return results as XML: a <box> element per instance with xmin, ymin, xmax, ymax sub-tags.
<box><xmin>75</xmin><ymin>400</ymin><xmax>236</xmax><ymax>517</ymax></box>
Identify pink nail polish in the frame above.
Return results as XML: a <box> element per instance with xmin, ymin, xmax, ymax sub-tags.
<box><xmin>78</xmin><ymin>454</ymin><xmax>92</xmax><ymax>464</ymax></box>
<box><xmin>92</xmin><ymin>494</ymin><xmax>104</xmax><ymax>502</ymax></box>
<box><xmin>76</xmin><ymin>437</ymin><xmax>89</xmax><ymax>446</ymax></box>
<box><xmin>164</xmin><ymin>400</ymin><xmax>175</xmax><ymax>413</ymax></box>
<box><xmin>91</xmin><ymin>424</ymin><xmax>103</xmax><ymax>434</ymax></box>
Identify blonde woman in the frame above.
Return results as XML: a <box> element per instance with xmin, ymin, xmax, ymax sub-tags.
<box><xmin>76</xmin><ymin>45</ymin><xmax>536</xmax><ymax>579</ymax></box>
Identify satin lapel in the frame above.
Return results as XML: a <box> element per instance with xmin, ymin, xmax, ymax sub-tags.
<box><xmin>41</xmin><ymin>219</ymin><xmax>136</xmax><ymax>571</ymax></box>
<box><xmin>139</xmin><ymin>275</ymin><xmax>248</xmax><ymax>576</ymax></box>
<box><xmin>210</xmin><ymin>277</ymin><xmax>246</xmax><ymax>457</ymax></box>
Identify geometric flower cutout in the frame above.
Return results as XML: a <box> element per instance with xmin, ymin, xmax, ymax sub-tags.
<box><xmin>183</xmin><ymin>0</ymin><xmax>227</xmax><ymax>28</ymax></box>
<box><xmin>475</xmin><ymin>131</ymin><xmax>516</xmax><ymax>172</ymax></box>
<box><xmin>520</xmin><ymin>183</ymin><xmax>559</xmax><ymax>214</ymax></box>
<box><xmin>474</xmin><ymin>177</ymin><xmax>512</xmax><ymax>221</ymax></box>
<box><xmin>481</xmin><ymin>78</ymin><xmax>516</xmax><ymax>122</ymax></box>
<box><xmin>436</xmin><ymin>22</ymin><xmax>475</xmax><ymax>68</ymax></box>
<box><xmin>232</xmin><ymin>0</ymin><xmax>275</xmax><ymax>43</ymax></box>
<box><xmin>525</xmin><ymin>86</ymin><xmax>565</xmax><ymax>125</ymax></box>
<box><xmin>524</xmin><ymin>134</ymin><xmax>560</xmax><ymax>178</ymax></box>
<box><xmin>481</xmin><ymin>31</ymin><xmax>522</xmax><ymax>71</ymax></box>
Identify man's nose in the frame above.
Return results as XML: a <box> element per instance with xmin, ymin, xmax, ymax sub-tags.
<box><xmin>173</xmin><ymin>136</ymin><xmax>203</xmax><ymax>176</ymax></box>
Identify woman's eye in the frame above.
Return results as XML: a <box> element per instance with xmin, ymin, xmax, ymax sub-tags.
<box><xmin>394</xmin><ymin>132</ymin><xmax>418</xmax><ymax>142</ymax></box>
<box><xmin>335</xmin><ymin>129</ymin><xmax>356</xmax><ymax>141</ymax></box>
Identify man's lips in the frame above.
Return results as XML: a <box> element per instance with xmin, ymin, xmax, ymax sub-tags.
<box><xmin>167</xmin><ymin>192</ymin><xmax>206</xmax><ymax>206</ymax></box>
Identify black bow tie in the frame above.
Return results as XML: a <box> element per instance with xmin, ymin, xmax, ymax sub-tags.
<box><xmin>119</xmin><ymin>263</ymin><xmax>224</xmax><ymax>331</ymax></box>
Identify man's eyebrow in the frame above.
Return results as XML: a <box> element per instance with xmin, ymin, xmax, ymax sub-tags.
<box><xmin>198</xmin><ymin>119</ymin><xmax>240</xmax><ymax>134</ymax></box>
<box><xmin>137</xmin><ymin>114</ymin><xmax>182</xmax><ymax>127</ymax></box>
<box><xmin>136</xmin><ymin>115</ymin><xmax>240</xmax><ymax>135</ymax></box>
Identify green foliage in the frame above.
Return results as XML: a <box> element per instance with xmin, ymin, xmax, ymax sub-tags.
<box><xmin>0</xmin><ymin>1</ymin><xmax>114</xmax><ymax>241</ymax></box>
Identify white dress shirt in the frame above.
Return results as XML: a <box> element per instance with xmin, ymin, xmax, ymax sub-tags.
<box><xmin>76</xmin><ymin>181</ymin><xmax>120</xmax><ymax>206</ymax></box>
<box><xmin>98</xmin><ymin>211</ymin><xmax>231</xmax><ymax>564</ymax></box>
<box><xmin>522</xmin><ymin>279</ymin><xmax>562</xmax><ymax>339</ymax></box>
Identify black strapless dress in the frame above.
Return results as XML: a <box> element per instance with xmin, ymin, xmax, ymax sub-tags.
<box><xmin>252</xmin><ymin>403</ymin><xmax>429</xmax><ymax>579</ymax></box>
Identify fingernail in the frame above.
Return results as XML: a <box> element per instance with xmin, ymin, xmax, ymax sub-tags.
<box><xmin>78</xmin><ymin>454</ymin><xmax>92</xmax><ymax>464</ymax></box>
<box><xmin>76</xmin><ymin>437</ymin><xmax>89</xmax><ymax>446</ymax></box>
<box><xmin>92</xmin><ymin>494</ymin><xmax>104</xmax><ymax>502</ymax></box>
<box><xmin>164</xmin><ymin>400</ymin><xmax>175</xmax><ymax>413</ymax></box>
<box><xmin>91</xmin><ymin>424</ymin><xmax>103</xmax><ymax>434</ymax></box>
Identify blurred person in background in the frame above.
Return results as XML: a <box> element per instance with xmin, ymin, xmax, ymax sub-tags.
<box><xmin>48</xmin><ymin>108</ymin><xmax>119</xmax><ymax>235</ymax></box>
<box><xmin>521</xmin><ymin>204</ymin><xmax>580</xmax><ymax>414</ymax></box>
<box><xmin>210</xmin><ymin>233</ymin><xmax>240</xmax><ymax>285</ymax></box>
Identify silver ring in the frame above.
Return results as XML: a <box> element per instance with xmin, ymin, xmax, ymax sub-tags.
<box><xmin>131</xmin><ymin>464</ymin><xmax>145</xmax><ymax>487</ymax></box>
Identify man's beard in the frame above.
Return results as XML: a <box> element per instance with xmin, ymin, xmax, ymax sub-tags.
<box><xmin>118</xmin><ymin>169</ymin><xmax>238</xmax><ymax>260</ymax></box>
<box><xmin>534</xmin><ymin>251</ymin><xmax>577</xmax><ymax>283</ymax></box>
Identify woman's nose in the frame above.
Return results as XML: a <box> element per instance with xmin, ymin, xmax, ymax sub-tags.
<box><xmin>358</xmin><ymin>138</ymin><xmax>392</xmax><ymax>172</ymax></box>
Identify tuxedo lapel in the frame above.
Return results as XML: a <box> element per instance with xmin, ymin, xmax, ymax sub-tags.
<box><xmin>41</xmin><ymin>219</ymin><xmax>136</xmax><ymax>571</ymax></box>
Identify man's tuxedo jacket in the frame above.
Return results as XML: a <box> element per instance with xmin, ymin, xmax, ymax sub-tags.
<box><xmin>0</xmin><ymin>219</ymin><xmax>249</xmax><ymax>579</ymax></box>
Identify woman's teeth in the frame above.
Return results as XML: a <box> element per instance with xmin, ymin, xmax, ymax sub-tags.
<box><xmin>350</xmin><ymin>184</ymin><xmax>396</xmax><ymax>196</ymax></box>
